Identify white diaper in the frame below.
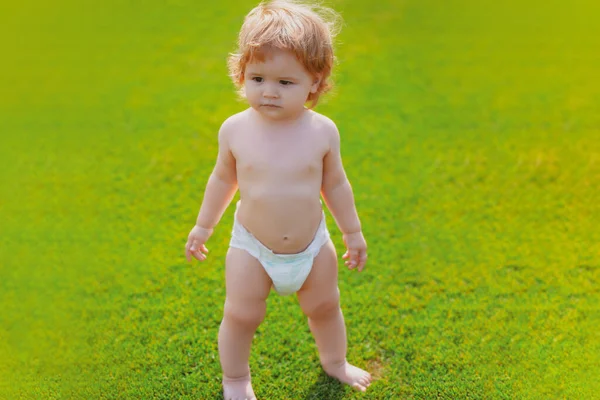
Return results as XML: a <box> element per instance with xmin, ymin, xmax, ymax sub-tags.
<box><xmin>229</xmin><ymin>209</ymin><xmax>330</xmax><ymax>296</ymax></box>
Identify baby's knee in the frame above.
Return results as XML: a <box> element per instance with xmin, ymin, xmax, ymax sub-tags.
<box><xmin>223</xmin><ymin>299</ymin><xmax>266</xmax><ymax>329</ymax></box>
<box><xmin>304</xmin><ymin>290</ymin><xmax>340</xmax><ymax>320</ymax></box>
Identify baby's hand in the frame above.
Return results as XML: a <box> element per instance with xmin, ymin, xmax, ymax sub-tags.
<box><xmin>185</xmin><ymin>225</ymin><xmax>214</xmax><ymax>262</ymax></box>
<box><xmin>342</xmin><ymin>231</ymin><xmax>367</xmax><ymax>272</ymax></box>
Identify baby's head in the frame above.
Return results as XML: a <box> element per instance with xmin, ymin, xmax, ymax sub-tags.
<box><xmin>228</xmin><ymin>0</ymin><xmax>341</xmax><ymax>110</ymax></box>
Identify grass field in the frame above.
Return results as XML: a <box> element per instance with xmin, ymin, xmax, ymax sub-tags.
<box><xmin>1</xmin><ymin>0</ymin><xmax>599</xmax><ymax>398</ymax></box>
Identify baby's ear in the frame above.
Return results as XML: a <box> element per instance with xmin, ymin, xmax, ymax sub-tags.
<box><xmin>310</xmin><ymin>73</ymin><xmax>322</xmax><ymax>94</ymax></box>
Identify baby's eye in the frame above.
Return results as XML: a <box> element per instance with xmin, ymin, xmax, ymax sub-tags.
<box><xmin>252</xmin><ymin>77</ymin><xmax>263</xmax><ymax>83</ymax></box>
<box><xmin>280</xmin><ymin>80</ymin><xmax>293</xmax><ymax>85</ymax></box>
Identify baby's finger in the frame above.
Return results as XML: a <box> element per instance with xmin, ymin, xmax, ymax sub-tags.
<box><xmin>188</xmin><ymin>240</ymin><xmax>199</xmax><ymax>261</ymax></box>
<box><xmin>347</xmin><ymin>249</ymin><xmax>359</xmax><ymax>269</ymax></box>
<box><xmin>357</xmin><ymin>252</ymin><xmax>368</xmax><ymax>272</ymax></box>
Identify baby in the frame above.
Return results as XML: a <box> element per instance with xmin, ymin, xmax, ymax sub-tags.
<box><xmin>185</xmin><ymin>1</ymin><xmax>371</xmax><ymax>398</ymax></box>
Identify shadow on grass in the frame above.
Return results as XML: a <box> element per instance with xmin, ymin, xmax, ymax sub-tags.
<box><xmin>303</xmin><ymin>370</ymin><xmax>345</xmax><ymax>400</ymax></box>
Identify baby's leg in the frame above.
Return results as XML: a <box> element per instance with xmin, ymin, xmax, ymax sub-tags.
<box><xmin>296</xmin><ymin>240</ymin><xmax>372</xmax><ymax>392</ymax></box>
<box><xmin>219</xmin><ymin>247</ymin><xmax>272</xmax><ymax>400</ymax></box>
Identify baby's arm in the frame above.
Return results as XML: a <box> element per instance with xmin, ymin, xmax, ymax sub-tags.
<box><xmin>195</xmin><ymin>120</ymin><xmax>238</xmax><ymax>228</ymax></box>
<box><xmin>186</xmin><ymin>119</ymin><xmax>238</xmax><ymax>262</ymax></box>
<box><xmin>320</xmin><ymin>120</ymin><xmax>367</xmax><ymax>271</ymax></box>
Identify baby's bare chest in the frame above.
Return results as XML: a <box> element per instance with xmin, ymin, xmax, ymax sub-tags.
<box><xmin>232</xmin><ymin>132</ymin><xmax>328</xmax><ymax>176</ymax></box>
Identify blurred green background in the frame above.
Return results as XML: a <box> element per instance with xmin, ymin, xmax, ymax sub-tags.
<box><xmin>1</xmin><ymin>0</ymin><xmax>599</xmax><ymax>398</ymax></box>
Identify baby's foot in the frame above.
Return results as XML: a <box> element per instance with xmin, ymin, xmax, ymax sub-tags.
<box><xmin>323</xmin><ymin>360</ymin><xmax>372</xmax><ymax>392</ymax></box>
<box><xmin>222</xmin><ymin>375</ymin><xmax>256</xmax><ymax>400</ymax></box>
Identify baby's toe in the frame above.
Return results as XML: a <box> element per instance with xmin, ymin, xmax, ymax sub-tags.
<box><xmin>352</xmin><ymin>382</ymin><xmax>367</xmax><ymax>392</ymax></box>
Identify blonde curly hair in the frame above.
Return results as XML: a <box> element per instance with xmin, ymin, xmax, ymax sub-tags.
<box><xmin>227</xmin><ymin>0</ymin><xmax>341</xmax><ymax>109</ymax></box>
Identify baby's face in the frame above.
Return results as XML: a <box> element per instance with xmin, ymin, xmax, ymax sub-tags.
<box><xmin>244</xmin><ymin>48</ymin><xmax>319</xmax><ymax>121</ymax></box>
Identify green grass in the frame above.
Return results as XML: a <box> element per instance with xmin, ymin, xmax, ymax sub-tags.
<box><xmin>1</xmin><ymin>0</ymin><xmax>599</xmax><ymax>398</ymax></box>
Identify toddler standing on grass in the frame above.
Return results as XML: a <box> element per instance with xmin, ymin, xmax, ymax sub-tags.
<box><xmin>185</xmin><ymin>1</ymin><xmax>371</xmax><ymax>398</ymax></box>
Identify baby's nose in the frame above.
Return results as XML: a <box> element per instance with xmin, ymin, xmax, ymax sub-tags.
<box><xmin>263</xmin><ymin>84</ymin><xmax>279</xmax><ymax>98</ymax></box>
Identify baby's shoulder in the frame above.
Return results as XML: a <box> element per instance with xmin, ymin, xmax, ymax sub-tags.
<box><xmin>219</xmin><ymin>110</ymin><xmax>248</xmax><ymax>132</ymax></box>
<box><xmin>307</xmin><ymin>110</ymin><xmax>339</xmax><ymax>140</ymax></box>
<box><xmin>306</xmin><ymin>110</ymin><xmax>338</xmax><ymax>132</ymax></box>
<box><xmin>218</xmin><ymin>110</ymin><xmax>250</xmax><ymax>142</ymax></box>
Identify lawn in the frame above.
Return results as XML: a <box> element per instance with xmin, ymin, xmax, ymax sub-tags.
<box><xmin>1</xmin><ymin>0</ymin><xmax>599</xmax><ymax>398</ymax></box>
